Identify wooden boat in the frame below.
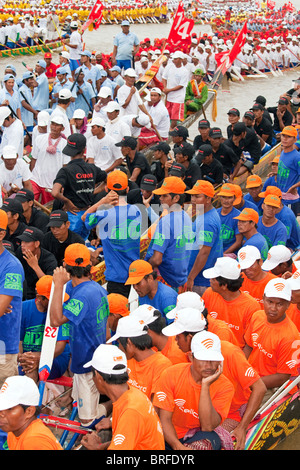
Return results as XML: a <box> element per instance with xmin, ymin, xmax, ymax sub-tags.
<box><xmin>0</xmin><ymin>39</ymin><xmax>69</xmax><ymax>58</ymax></box>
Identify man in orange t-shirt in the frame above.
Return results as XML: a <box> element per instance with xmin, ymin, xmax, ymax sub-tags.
<box><xmin>107</xmin><ymin>315</ymin><xmax>172</xmax><ymax>400</ymax></box>
<box><xmin>237</xmin><ymin>245</ymin><xmax>276</xmax><ymax>306</ymax></box>
<box><xmin>286</xmin><ymin>269</ymin><xmax>300</xmax><ymax>331</ymax></box>
<box><xmin>261</xmin><ymin>245</ymin><xmax>297</xmax><ymax>277</ymax></box>
<box><xmin>244</xmin><ymin>278</ymin><xmax>300</xmax><ymax>390</ymax></box>
<box><xmin>153</xmin><ymin>331</ymin><xmax>234</xmax><ymax>450</ymax></box>
<box><xmin>81</xmin><ymin>344</ymin><xmax>165</xmax><ymax>450</ymax></box>
<box><xmin>0</xmin><ymin>376</ymin><xmax>62</xmax><ymax>450</ymax></box>
<box><xmin>202</xmin><ymin>257</ymin><xmax>261</xmax><ymax>348</ymax></box>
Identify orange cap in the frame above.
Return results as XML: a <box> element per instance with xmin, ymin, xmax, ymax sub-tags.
<box><xmin>0</xmin><ymin>209</ymin><xmax>8</xmax><ymax>231</ymax></box>
<box><xmin>125</xmin><ymin>259</ymin><xmax>153</xmax><ymax>285</ymax></box>
<box><xmin>232</xmin><ymin>185</ymin><xmax>242</xmax><ymax>205</ymax></box>
<box><xmin>107</xmin><ymin>293</ymin><xmax>130</xmax><ymax>317</ymax></box>
<box><xmin>64</xmin><ymin>243</ymin><xmax>91</xmax><ymax>267</ymax></box>
<box><xmin>259</xmin><ymin>185</ymin><xmax>282</xmax><ymax>199</ymax></box>
<box><xmin>271</xmin><ymin>156</ymin><xmax>280</xmax><ymax>164</ymax></box>
<box><xmin>233</xmin><ymin>208</ymin><xmax>259</xmax><ymax>224</ymax></box>
<box><xmin>218</xmin><ymin>183</ymin><xmax>236</xmax><ymax>197</ymax></box>
<box><xmin>36</xmin><ymin>275</ymin><xmax>69</xmax><ymax>302</ymax></box>
<box><xmin>152</xmin><ymin>176</ymin><xmax>186</xmax><ymax>195</ymax></box>
<box><xmin>280</xmin><ymin>126</ymin><xmax>298</xmax><ymax>137</ymax></box>
<box><xmin>107</xmin><ymin>170</ymin><xmax>128</xmax><ymax>191</ymax></box>
<box><xmin>185</xmin><ymin>180</ymin><xmax>215</xmax><ymax>197</ymax></box>
<box><xmin>263</xmin><ymin>194</ymin><xmax>281</xmax><ymax>208</ymax></box>
<box><xmin>246</xmin><ymin>174</ymin><xmax>262</xmax><ymax>189</ymax></box>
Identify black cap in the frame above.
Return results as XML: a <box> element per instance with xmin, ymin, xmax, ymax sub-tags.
<box><xmin>196</xmin><ymin>144</ymin><xmax>213</xmax><ymax>162</ymax></box>
<box><xmin>251</xmin><ymin>102</ymin><xmax>264</xmax><ymax>111</ymax></box>
<box><xmin>15</xmin><ymin>188</ymin><xmax>34</xmax><ymax>202</ymax></box>
<box><xmin>1</xmin><ymin>198</ymin><xmax>23</xmax><ymax>215</ymax></box>
<box><xmin>46</xmin><ymin>210</ymin><xmax>68</xmax><ymax>227</ymax></box>
<box><xmin>198</xmin><ymin>119</ymin><xmax>210</xmax><ymax>128</ymax></box>
<box><xmin>169</xmin><ymin>126</ymin><xmax>189</xmax><ymax>138</ymax></box>
<box><xmin>2</xmin><ymin>240</ymin><xmax>14</xmax><ymax>254</ymax></box>
<box><xmin>232</xmin><ymin>122</ymin><xmax>247</xmax><ymax>136</ymax></box>
<box><xmin>63</xmin><ymin>134</ymin><xmax>87</xmax><ymax>157</ymax></box>
<box><xmin>278</xmin><ymin>97</ymin><xmax>289</xmax><ymax>105</ymax></box>
<box><xmin>174</xmin><ymin>142</ymin><xmax>195</xmax><ymax>159</ymax></box>
<box><xmin>115</xmin><ymin>136</ymin><xmax>137</xmax><ymax>149</ymax></box>
<box><xmin>169</xmin><ymin>162</ymin><xmax>186</xmax><ymax>177</ymax></box>
<box><xmin>227</xmin><ymin>108</ymin><xmax>240</xmax><ymax>116</ymax></box>
<box><xmin>209</xmin><ymin>127</ymin><xmax>223</xmax><ymax>138</ymax></box>
<box><xmin>244</xmin><ymin>111</ymin><xmax>255</xmax><ymax>120</ymax></box>
<box><xmin>140</xmin><ymin>174</ymin><xmax>157</xmax><ymax>191</ymax></box>
<box><xmin>152</xmin><ymin>141</ymin><xmax>171</xmax><ymax>154</ymax></box>
<box><xmin>17</xmin><ymin>226</ymin><xmax>44</xmax><ymax>242</ymax></box>
<box><xmin>255</xmin><ymin>95</ymin><xmax>266</xmax><ymax>106</ymax></box>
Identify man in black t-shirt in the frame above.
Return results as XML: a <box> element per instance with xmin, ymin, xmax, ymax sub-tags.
<box><xmin>41</xmin><ymin>210</ymin><xmax>85</xmax><ymax>266</ymax></box>
<box><xmin>267</xmin><ymin>97</ymin><xmax>293</xmax><ymax>133</ymax></box>
<box><xmin>208</xmin><ymin>127</ymin><xmax>239</xmax><ymax>178</ymax></box>
<box><xmin>15</xmin><ymin>188</ymin><xmax>50</xmax><ymax>233</ymax></box>
<box><xmin>173</xmin><ymin>142</ymin><xmax>202</xmax><ymax>190</ymax></box>
<box><xmin>51</xmin><ymin>134</ymin><xmax>107</xmax><ymax>240</ymax></box>
<box><xmin>151</xmin><ymin>141</ymin><xmax>172</xmax><ymax>184</ymax></box>
<box><xmin>1</xmin><ymin>198</ymin><xmax>27</xmax><ymax>252</ymax></box>
<box><xmin>115</xmin><ymin>136</ymin><xmax>151</xmax><ymax>187</ymax></box>
<box><xmin>195</xmin><ymin>144</ymin><xmax>224</xmax><ymax>186</ymax></box>
<box><xmin>251</xmin><ymin>102</ymin><xmax>274</xmax><ymax>147</ymax></box>
<box><xmin>193</xmin><ymin>118</ymin><xmax>211</xmax><ymax>151</ymax></box>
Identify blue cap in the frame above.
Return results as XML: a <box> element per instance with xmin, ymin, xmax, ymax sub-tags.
<box><xmin>121</xmin><ymin>20</ymin><xmax>130</xmax><ymax>26</ymax></box>
<box><xmin>80</xmin><ymin>50</ymin><xmax>92</xmax><ymax>57</ymax></box>
<box><xmin>36</xmin><ymin>59</ymin><xmax>46</xmax><ymax>69</ymax></box>
<box><xmin>5</xmin><ymin>64</ymin><xmax>16</xmax><ymax>73</ymax></box>
<box><xmin>56</xmin><ymin>66</ymin><xmax>68</xmax><ymax>75</ymax></box>
<box><xmin>99</xmin><ymin>69</ymin><xmax>107</xmax><ymax>77</ymax></box>
<box><xmin>22</xmin><ymin>71</ymin><xmax>34</xmax><ymax>81</ymax></box>
<box><xmin>110</xmin><ymin>65</ymin><xmax>121</xmax><ymax>73</ymax></box>
<box><xmin>3</xmin><ymin>74</ymin><xmax>14</xmax><ymax>82</ymax></box>
<box><xmin>75</xmin><ymin>67</ymin><xmax>84</xmax><ymax>75</ymax></box>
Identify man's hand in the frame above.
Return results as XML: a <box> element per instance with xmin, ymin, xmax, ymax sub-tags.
<box><xmin>23</xmin><ymin>250</ymin><xmax>39</xmax><ymax>270</ymax></box>
<box><xmin>52</xmin><ymin>266</ymin><xmax>70</xmax><ymax>287</ymax></box>
<box><xmin>202</xmin><ymin>363</ymin><xmax>223</xmax><ymax>387</ymax></box>
<box><xmin>81</xmin><ymin>431</ymin><xmax>103</xmax><ymax>450</ymax></box>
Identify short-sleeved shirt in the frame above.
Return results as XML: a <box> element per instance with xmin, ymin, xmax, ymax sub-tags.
<box><xmin>202</xmin><ymin>287</ymin><xmax>261</xmax><ymax>348</ymax></box>
<box><xmin>188</xmin><ymin>207</ymin><xmax>223</xmax><ymax>287</ymax></box>
<box><xmin>7</xmin><ymin>419</ymin><xmax>63</xmax><ymax>450</ymax></box>
<box><xmin>113</xmin><ymin>31</ymin><xmax>139</xmax><ymax>60</ymax></box>
<box><xmin>0</xmin><ymin>248</ymin><xmax>24</xmax><ymax>354</ymax></box>
<box><xmin>153</xmin><ymin>362</ymin><xmax>235</xmax><ymax>439</ymax></box>
<box><xmin>244</xmin><ymin>310</ymin><xmax>300</xmax><ymax>377</ymax></box>
<box><xmin>243</xmin><ymin>193</ymin><xmax>263</xmax><ymax>215</ymax></box>
<box><xmin>108</xmin><ymin>387</ymin><xmax>165</xmax><ymax>450</ymax></box>
<box><xmin>32</xmin><ymin>72</ymin><xmax>49</xmax><ymax>111</ymax></box>
<box><xmin>0</xmin><ymin>159</ymin><xmax>32</xmax><ymax>192</ymax></box>
<box><xmin>41</xmin><ymin>230</ymin><xmax>85</xmax><ymax>266</ymax></box>
<box><xmin>276</xmin><ymin>204</ymin><xmax>300</xmax><ymax>250</ymax></box>
<box><xmin>257</xmin><ymin>217</ymin><xmax>287</xmax><ymax>250</ymax></box>
<box><xmin>240</xmin><ymin>271</ymin><xmax>276</xmax><ymax>306</ymax></box>
<box><xmin>216</xmin><ymin>206</ymin><xmax>241</xmax><ymax>253</ymax></box>
<box><xmin>242</xmin><ymin>232</ymin><xmax>269</xmax><ymax>261</ymax></box>
<box><xmin>160</xmin><ymin>336</ymin><xmax>189</xmax><ymax>365</ymax></box>
<box><xmin>138</xmin><ymin>281</ymin><xmax>177</xmax><ymax>322</ymax></box>
<box><xmin>286</xmin><ymin>303</ymin><xmax>300</xmax><ymax>332</ymax></box>
<box><xmin>125</xmin><ymin>151</ymin><xmax>152</xmax><ymax>187</ymax></box>
<box><xmin>63</xmin><ymin>279</ymin><xmax>109</xmax><ymax>374</ymax></box>
<box><xmin>277</xmin><ymin>149</ymin><xmax>300</xmax><ymax>203</ymax></box>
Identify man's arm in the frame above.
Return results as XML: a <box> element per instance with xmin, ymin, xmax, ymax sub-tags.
<box><xmin>49</xmin><ymin>266</ymin><xmax>70</xmax><ymax>328</ymax></box>
<box><xmin>158</xmin><ymin>409</ymin><xmax>187</xmax><ymax>450</ymax></box>
<box><xmin>0</xmin><ymin>295</ymin><xmax>14</xmax><ymax>318</ymax></box>
<box><xmin>187</xmin><ymin>245</ymin><xmax>211</xmax><ymax>292</ymax></box>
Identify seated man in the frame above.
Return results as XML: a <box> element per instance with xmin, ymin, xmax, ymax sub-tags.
<box><xmin>195</xmin><ymin>144</ymin><xmax>224</xmax><ymax>187</ymax></box>
<box><xmin>15</xmin><ymin>188</ymin><xmax>49</xmax><ymax>234</ymax></box>
<box><xmin>216</xmin><ymin>183</ymin><xmax>243</xmax><ymax>255</ymax></box>
<box><xmin>261</xmin><ymin>245</ymin><xmax>297</xmax><ymax>277</ymax></box>
<box><xmin>0</xmin><ymin>145</ymin><xmax>33</xmax><ymax>199</ymax></box>
<box><xmin>233</xmin><ymin>207</ymin><xmax>269</xmax><ymax>260</ymax></box>
<box><xmin>184</xmin><ymin>68</ymin><xmax>208</xmax><ymax>119</ymax></box>
<box><xmin>257</xmin><ymin>194</ymin><xmax>287</xmax><ymax>250</ymax></box>
<box><xmin>1</xmin><ymin>198</ymin><xmax>27</xmax><ymax>252</ymax></box>
<box><xmin>173</xmin><ymin>142</ymin><xmax>202</xmax><ymax>190</ymax></box>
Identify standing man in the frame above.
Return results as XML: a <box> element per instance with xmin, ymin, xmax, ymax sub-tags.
<box><xmin>276</xmin><ymin>126</ymin><xmax>300</xmax><ymax>210</ymax></box>
<box><xmin>112</xmin><ymin>20</ymin><xmax>139</xmax><ymax>71</ymax></box>
<box><xmin>0</xmin><ymin>209</ymin><xmax>24</xmax><ymax>387</ymax></box>
<box><xmin>50</xmin><ymin>244</ymin><xmax>109</xmax><ymax>427</ymax></box>
<box><xmin>32</xmin><ymin>60</ymin><xmax>49</xmax><ymax>113</ymax></box>
<box><xmin>65</xmin><ymin>21</ymin><xmax>82</xmax><ymax>77</ymax></box>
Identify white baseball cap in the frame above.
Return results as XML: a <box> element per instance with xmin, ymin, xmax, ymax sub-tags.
<box><xmin>0</xmin><ymin>376</ymin><xmax>40</xmax><ymax>410</ymax></box>
<box><xmin>0</xmin><ymin>106</ymin><xmax>11</xmax><ymax>126</ymax></box>
<box><xmin>162</xmin><ymin>308</ymin><xmax>207</xmax><ymax>336</ymax></box>
<box><xmin>89</xmin><ymin>116</ymin><xmax>106</xmax><ymax>127</ymax></box>
<box><xmin>287</xmin><ymin>270</ymin><xmax>300</xmax><ymax>291</ymax></box>
<box><xmin>191</xmin><ymin>331</ymin><xmax>224</xmax><ymax>362</ymax></box>
<box><xmin>97</xmin><ymin>86</ymin><xmax>112</xmax><ymax>98</ymax></box>
<box><xmin>37</xmin><ymin>110</ymin><xmax>50</xmax><ymax>127</ymax></box>
<box><xmin>261</xmin><ymin>246</ymin><xmax>292</xmax><ymax>271</ymax></box>
<box><xmin>104</xmin><ymin>101</ymin><xmax>121</xmax><ymax>113</ymax></box>
<box><xmin>59</xmin><ymin>51</ymin><xmax>70</xmax><ymax>60</ymax></box>
<box><xmin>72</xmin><ymin>108</ymin><xmax>86</xmax><ymax>119</ymax></box>
<box><xmin>130</xmin><ymin>304</ymin><xmax>158</xmax><ymax>325</ymax></box>
<box><xmin>50</xmin><ymin>114</ymin><xmax>65</xmax><ymax>126</ymax></box>
<box><xmin>83</xmin><ymin>344</ymin><xmax>127</xmax><ymax>374</ymax></box>
<box><xmin>59</xmin><ymin>88</ymin><xmax>72</xmax><ymax>100</ymax></box>
<box><xmin>173</xmin><ymin>51</ymin><xmax>184</xmax><ymax>59</ymax></box>
<box><xmin>237</xmin><ymin>245</ymin><xmax>261</xmax><ymax>270</ymax></box>
<box><xmin>107</xmin><ymin>315</ymin><xmax>148</xmax><ymax>343</ymax></box>
<box><xmin>264</xmin><ymin>277</ymin><xmax>291</xmax><ymax>301</ymax></box>
<box><xmin>124</xmin><ymin>68</ymin><xmax>137</xmax><ymax>78</ymax></box>
<box><xmin>203</xmin><ymin>257</ymin><xmax>241</xmax><ymax>280</ymax></box>
<box><xmin>136</xmin><ymin>113</ymin><xmax>151</xmax><ymax>128</ymax></box>
<box><xmin>150</xmin><ymin>87</ymin><xmax>162</xmax><ymax>95</ymax></box>
<box><xmin>2</xmin><ymin>145</ymin><xmax>18</xmax><ymax>159</ymax></box>
<box><xmin>166</xmin><ymin>291</ymin><xmax>205</xmax><ymax>320</ymax></box>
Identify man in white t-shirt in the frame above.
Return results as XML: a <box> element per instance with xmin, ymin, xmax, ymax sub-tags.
<box><xmin>0</xmin><ymin>106</ymin><xmax>24</xmax><ymax>161</ymax></box>
<box><xmin>104</xmin><ymin>101</ymin><xmax>131</xmax><ymax>143</ymax></box>
<box><xmin>162</xmin><ymin>51</ymin><xmax>189</xmax><ymax>129</ymax></box>
<box><xmin>86</xmin><ymin>116</ymin><xmax>123</xmax><ymax>172</ymax></box>
<box><xmin>140</xmin><ymin>87</ymin><xmax>170</xmax><ymax>145</ymax></box>
<box><xmin>0</xmin><ymin>145</ymin><xmax>33</xmax><ymax>198</ymax></box>
<box><xmin>30</xmin><ymin>115</ymin><xmax>69</xmax><ymax>204</ymax></box>
<box><xmin>65</xmin><ymin>21</ymin><xmax>82</xmax><ymax>76</ymax></box>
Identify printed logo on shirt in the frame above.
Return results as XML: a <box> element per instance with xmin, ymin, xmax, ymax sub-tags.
<box><xmin>4</xmin><ymin>273</ymin><xmax>23</xmax><ymax>291</ymax></box>
<box><xmin>152</xmin><ymin>231</ymin><xmax>166</xmax><ymax>247</ymax></box>
<box><xmin>156</xmin><ymin>391</ymin><xmax>167</xmax><ymax>402</ymax></box>
<box><xmin>113</xmin><ymin>434</ymin><xmax>126</xmax><ymax>446</ymax></box>
<box><xmin>96</xmin><ymin>298</ymin><xmax>109</xmax><ymax>324</ymax></box>
<box><xmin>174</xmin><ymin>398</ymin><xmax>198</xmax><ymax>418</ymax></box>
<box><xmin>245</xmin><ymin>367</ymin><xmax>256</xmax><ymax>378</ymax></box>
<box><xmin>286</xmin><ymin>360</ymin><xmax>297</xmax><ymax>370</ymax></box>
<box><xmin>64</xmin><ymin>298</ymin><xmax>84</xmax><ymax>317</ymax></box>
<box><xmin>220</xmin><ymin>224</ymin><xmax>234</xmax><ymax>241</ymax></box>
<box><xmin>23</xmin><ymin>325</ymin><xmax>44</xmax><ymax>351</ymax></box>
<box><xmin>278</xmin><ymin>161</ymin><xmax>290</xmax><ymax>180</ymax></box>
<box><xmin>197</xmin><ymin>230</ymin><xmax>214</xmax><ymax>244</ymax></box>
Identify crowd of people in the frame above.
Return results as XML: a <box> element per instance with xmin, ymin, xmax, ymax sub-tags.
<box><xmin>1</xmin><ymin>6</ymin><xmax>300</xmax><ymax>452</ymax></box>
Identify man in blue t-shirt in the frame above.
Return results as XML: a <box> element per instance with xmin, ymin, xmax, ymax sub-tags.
<box><xmin>0</xmin><ymin>209</ymin><xmax>25</xmax><ymax>387</ymax></box>
<box><xmin>112</xmin><ymin>20</ymin><xmax>139</xmax><ymax>71</ymax></box>
<box><xmin>243</xmin><ymin>174</ymin><xmax>264</xmax><ymax>215</ymax></box>
<box><xmin>145</xmin><ymin>176</ymin><xmax>193</xmax><ymax>292</ymax></box>
<box><xmin>257</xmin><ymin>194</ymin><xmax>287</xmax><ymax>249</ymax></box>
<box><xmin>83</xmin><ymin>169</ymin><xmax>141</xmax><ymax>298</ymax></box>
<box><xmin>125</xmin><ymin>259</ymin><xmax>177</xmax><ymax>324</ymax></box>
<box><xmin>49</xmin><ymin>243</ymin><xmax>109</xmax><ymax>427</ymax></box>
<box><xmin>19</xmin><ymin>275</ymin><xmax>70</xmax><ymax>383</ymax></box>
<box><xmin>216</xmin><ymin>183</ymin><xmax>242</xmax><ymax>255</ymax></box>
<box><xmin>233</xmin><ymin>207</ymin><xmax>269</xmax><ymax>261</ymax></box>
<box><xmin>185</xmin><ymin>180</ymin><xmax>223</xmax><ymax>295</ymax></box>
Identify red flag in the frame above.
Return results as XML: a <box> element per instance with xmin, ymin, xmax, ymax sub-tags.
<box><xmin>215</xmin><ymin>21</ymin><xmax>248</xmax><ymax>75</ymax></box>
<box><xmin>167</xmin><ymin>2</ymin><xmax>194</xmax><ymax>52</ymax></box>
<box><xmin>82</xmin><ymin>0</ymin><xmax>104</xmax><ymax>32</ymax></box>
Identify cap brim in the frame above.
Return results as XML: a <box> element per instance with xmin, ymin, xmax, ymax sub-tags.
<box><xmin>193</xmin><ymin>351</ymin><xmax>224</xmax><ymax>361</ymax></box>
<box><xmin>62</xmin><ymin>145</ymin><xmax>80</xmax><ymax>157</ymax></box>
<box><xmin>202</xmin><ymin>267</ymin><xmax>218</xmax><ymax>279</ymax></box>
<box><xmin>152</xmin><ymin>187</ymin><xmax>169</xmax><ymax>195</ymax></box>
<box><xmin>124</xmin><ymin>275</ymin><xmax>144</xmax><ymax>285</ymax></box>
<box><xmin>16</xmin><ymin>235</ymin><xmax>35</xmax><ymax>242</ymax></box>
<box><xmin>161</xmin><ymin>323</ymin><xmax>184</xmax><ymax>336</ymax></box>
<box><xmin>46</xmin><ymin>220</ymin><xmax>65</xmax><ymax>227</ymax></box>
<box><xmin>261</xmin><ymin>260</ymin><xmax>277</xmax><ymax>271</ymax></box>
<box><xmin>166</xmin><ymin>306</ymin><xmax>177</xmax><ymax>320</ymax></box>
<box><xmin>0</xmin><ymin>397</ymin><xmax>19</xmax><ymax>411</ymax></box>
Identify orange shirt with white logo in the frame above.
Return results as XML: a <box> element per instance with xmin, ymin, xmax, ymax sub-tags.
<box><xmin>108</xmin><ymin>386</ymin><xmax>165</xmax><ymax>450</ymax></box>
<box><xmin>244</xmin><ymin>310</ymin><xmax>300</xmax><ymax>377</ymax></box>
<box><xmin>286</xmin><ymin>303</ymin><xmax>300</xmax><ymax>331</ymax></box>
<box><xmin>207</xmin><ymin>314</ymin><xmax>240</xmax><ymax>346</ymax></box>
<box><xmin>221</xmin><ymin>340</ymin><xmax>261</xmax><ymax>421</ymax></box>
<box><xmin>160</xmin><ymin>336</ymin><xmax>189</xmax><ymax>365</ymax></box>
<box><xmin>7</xmin><ymin>419</ymin><xmax>63</xmax><ymax>450</ymax></box>
<box><xmin>241</xmin><ymin>272</ymin><xmax>276</xmax><ymax>306</ymax></box>
<box><xmin>202</xmin><ymin>288</ymin><xmax>261</xmax><ymax>348</ymax></box>
<box><xmin>153</xmin><ymin>362</ymin><xmax>234</xmax><ymax>439</ymax></box>
<box><xmin>127</xmin><ymin>351</ymin><xmax>172</xmax><ymax>399</ymax></box>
